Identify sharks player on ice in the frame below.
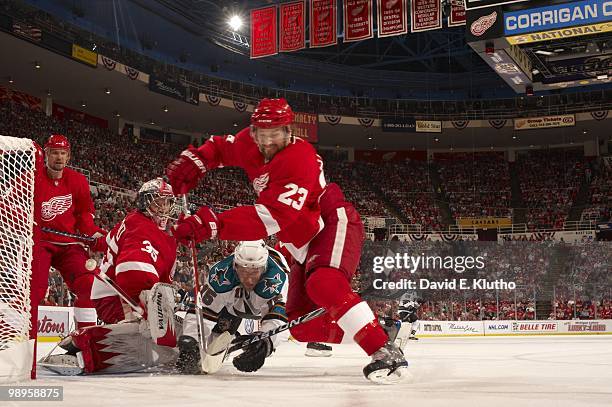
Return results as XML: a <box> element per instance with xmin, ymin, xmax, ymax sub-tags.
<box><xmin>177</xmin><ymin>240</ymin><xmax>290</xmax><ymax>374</ymax></box>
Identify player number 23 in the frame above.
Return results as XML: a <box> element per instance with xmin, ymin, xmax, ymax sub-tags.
<box><xmin>277</xmin><ymin>183</ymin><xmax>308</xmax><ymax>210</ymax></box>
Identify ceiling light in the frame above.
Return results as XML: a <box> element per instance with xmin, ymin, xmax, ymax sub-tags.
<box><xmin>8</xmin><ymin>77</ymin><xmax>13</xmax><ymax>84</ymax></box>
<box><xmin>163</xmin><ymin>106</ymin><xmax>169</xmax><ymax>113</ymax></box>
<box><xmin>434</xmin><ymin>137</ymin><xmax>439</xmax><ymax>142</ymax></box>
<box><xmin>34</xmin><ymin>61</ymin><xmax>41</xmax><ymax>69</ymax></box>
<box><xmin>228</xmin><ymin>15</ymin><xmax>243</xmax><ymax>31</ymax></box>
<box><xmin>81</xmin><ymin>101</ymin><xmax>87</xmax><ymax>107</ymax></box>
<box><xmin>105</xmin><ymin>88</ymin><xmax>111</xmax><ymax>95</ymax></box>
<box><xmin>368</xmin><ymin>136</ymin><xmax>373</xmax><ymax>140</ymax></box>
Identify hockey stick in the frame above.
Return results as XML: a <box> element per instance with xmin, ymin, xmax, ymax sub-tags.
<box><xmin>180</xmin><ymin>195</ymin><xmax>209</xmax><ymax>370</ymax></box>
<box><xmin>42</xmin><ymin>227</ymin><xmax>95</xmax><ymax>242</ymax></box>
<box><xmin>84</xmin><ymin>259</ymin><xmax>145</xmax><ymax>316</ymax></box>
<box><xmin>226</xmin><ymin>307</ymin><xmax>326</xmax><ymax>355</ymax></box>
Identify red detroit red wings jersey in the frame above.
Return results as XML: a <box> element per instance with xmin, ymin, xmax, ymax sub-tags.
<box><xmin>92</xmin><ymin>211</ymin><xmax>178</xmax><ymax>302</ymax></box>
<box><xmin>197</xmin><ymin>127</ymin><xmax>327</xmax><ymax>262</ymax></box>
<box><xmin>35</xmin><ymin>167</ymin><xmax>100</xmax><ymax>243</ymax></box>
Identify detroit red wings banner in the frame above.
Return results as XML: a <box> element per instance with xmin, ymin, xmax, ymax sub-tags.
<box><xmin>280</xmin><ymin>1</ymin><xmax>306</xmax><ymax>52</ymax></box>
<box><xmin>448</xmin><ymin>0</ymin><xmax>467</xmax><ymax>27</ymax></box>
<box><xmin>250</xmin><ymin>6</ymin><xmax>278</xmax><ymax>59</ymax></box>
<box><xmin>377</xmin><ymin>0</ymin><xmax>408</xmax><ymax>37</ymax></box>
<box><xmin>343</xmin><ymin>0</ymin><xmax>373</xmax><ymax>42</ymax></box>
<box><xmin>411</xmin><ymin>0</ymin><xmax>442</xmax><ymax>32</ymax></box>
<box><xmin>310</xmin><ymin>0</ymin><xmax>337</xmax><ymax>48</ymax></box>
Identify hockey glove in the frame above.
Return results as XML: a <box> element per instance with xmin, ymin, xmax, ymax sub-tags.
<box><xmin>88</xmin><ymin>230</ymin><xmax>108</xmax><ymax>253</ymax></box>
<box><xmin>173</xmin><ymin>206</ymin><xmax>219</xmax><ymax>245</ymax></box>
<box><xmin>232</xmin><ymin>333</ymin><xmax>274</xmax><ymax>373</ymax></box>
<box><xmin>165</xmin><ymin>146</ymin><xmax>207</xmax><ymax>195</ymax></box>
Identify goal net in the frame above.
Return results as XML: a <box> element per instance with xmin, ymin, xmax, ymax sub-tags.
<box><xmin>0</xmin><ymin>136</ymin><xmax>36</xmax><ymax>383</ymax></box>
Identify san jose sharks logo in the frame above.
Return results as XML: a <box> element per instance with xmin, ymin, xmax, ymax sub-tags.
<box><xmin>262</xmin><ymin>273</ymin><xmax>283</xmax><ymax>295</ymax></box>
<box><xmin>210</xmin><ymin>266</ymin><xmax>231</xmax><ymax>287</ymax></box>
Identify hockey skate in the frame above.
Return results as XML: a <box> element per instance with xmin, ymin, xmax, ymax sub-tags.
<box><xmin>305</xmin><ymin>342</ymin><xmax>332</xmax><ymax>357</ymax></box>
<box><xmin>38</xmin><ymin>353</ymin><xmax>84</xmax><ymax>376</ymax></box>
<box><xmin>363</xmin><ymin>341</ymin><xmax>409</xmax><ymax>384</ymax></box>
<box><xmin>176</xmin><ymin>335</ymin><xmax>201</xmax><ymax>374</ymax></box>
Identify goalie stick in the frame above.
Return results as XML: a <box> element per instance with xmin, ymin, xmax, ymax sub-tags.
<box><xmin>42</xmin><ymin>227</ymin><xmax>95</xmax><ymax>242</ymax></box>
<box><xmin>84</xmin><ymin>259</ymin><xmax>145</xmax><ymax>316</ymax></box>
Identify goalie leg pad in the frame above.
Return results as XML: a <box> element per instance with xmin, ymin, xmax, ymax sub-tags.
<box><xmin>70</xmin><ymin>322</ymin><xmax>177</xmax><ymax>374</ymax></box>
<box><xmin>141</xmin><ymin>283</ymin><xmax>177</xmax><ymax>347</ymax></box>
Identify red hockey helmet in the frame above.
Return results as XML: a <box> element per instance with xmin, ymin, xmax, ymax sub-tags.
<box><xmin>44</xmin><ymin>134</ymin><xmax>70</xmax><ymax>150</ymax></box>
<box><xmin>251</xmin><ymin>98</ymin><xmax>295</xmax><ymax>129</ymax></box>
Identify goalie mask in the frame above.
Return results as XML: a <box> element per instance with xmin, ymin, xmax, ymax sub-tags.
<box><xmin>234</xmin><ymin>240</ymin><xmax>268</xmax><ymax>291</ymax></box>
<box><xmin>137</xmin><ymin>178</ymin><xmax>178</xmax><ymax>229</ymax></box>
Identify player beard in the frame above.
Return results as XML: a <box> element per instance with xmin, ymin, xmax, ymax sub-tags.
<box><xmin>259</xmin><ymin>145</ymin><xmax>279</xmax><ymax>161</ymax></box>
<box><xmin>47</xmin><ymin>162</ymin><xmax>66</xmax><ymax>172</ymax></box>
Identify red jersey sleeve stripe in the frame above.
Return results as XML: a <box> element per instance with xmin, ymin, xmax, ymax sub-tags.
<box><xmin>255</xmin><ymin>204</ymin><xmax>281</xmax><ymax>235</ymax></box>
<box><xmin>115</xmin><ymin>261</ymin><xmax>159</xmax><ymax>276</ymax></box>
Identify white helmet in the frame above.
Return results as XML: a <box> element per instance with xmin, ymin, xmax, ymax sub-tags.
<box><xmin>234</xmin><ymin>240</ymin><xmax>268</xmax><ymax>270</ymax></box>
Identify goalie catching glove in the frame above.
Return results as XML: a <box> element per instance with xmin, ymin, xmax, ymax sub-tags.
<box><xmin>172</xmin><ymin>206</ymin><xmax>219</xmax><ymax>244</ymax></box>
<box><xmin>165</xmin><ymin>146</ymin><xmax>207</xmax><ymax>195</ymax></box>
<box><xmin>231</xmin><ymin>333</ymin><xmax>274</xmax><ymax>373</ymax></box>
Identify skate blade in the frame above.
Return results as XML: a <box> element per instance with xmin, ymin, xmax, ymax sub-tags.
<box><xmin>304</xmin><ymin>349</ymin><xmax>332</xmax><ymax>357</ymax></box>
<box><xmin>366</xmin><ymin>365</ymin><xmax>410</xmax><ymax>385</ymax></box>
<box><xmin>39</xmin><ymin>361</ymin><xmax>83</xmax><ymax>376</ymax></box>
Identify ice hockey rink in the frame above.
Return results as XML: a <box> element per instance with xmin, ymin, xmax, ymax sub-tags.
<box><xmin>23</xmin><ymin>335</ymin><xmax>612</xmax><ymax>407</ymax></box>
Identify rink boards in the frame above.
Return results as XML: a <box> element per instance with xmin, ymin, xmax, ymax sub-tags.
<box><xmin>36</xmin><ymin>306</ymin><xmax>612</xmax><ymax>342</ymax></box>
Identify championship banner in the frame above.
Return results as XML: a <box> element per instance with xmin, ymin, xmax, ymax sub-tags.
<box><xmin>293</xmin><ymin>112</ymin><xmax>319</xmax><ymax>143</ymax></box>
<box><xmin>343</xmin><ymin>0</ymin><xmax>374</xmax><ymax>42</ymax></box>
<box><xmin>310</xmin><ymin>0</ymin><xmax>338</xmax><ymax>48</ymax></box>
<box><xmin>503</xmin><ymin>0</ymin><xmax>612</xmax><ymax>36</ymax></box>
<box><xmin>377</xmin><ymin>0</ymin><xmax>408</xmax><ymax>37</ymax></box>
<box><xmin>71</xmin><ymin>44</ymin><xmax>97</xmax><ymax>67</ymax></box>
<box><xmin>416</xmin><ymin>120</ymin><xmax>442</xmax><ymax>133</ymax></box>
<box><xmin>458</xmin><ymin>217</ymin><xmax>512</xmax><ymax>228</ymax></box>
<box><xmin>250</xmin><ymin>6</ymin><xmax>278</xmax><ymax>59</ymax></box>
<box><xmin>514</xmin><ymin>114</ymin><xmax>576</xmax><ymax>130</ymax></box>
<box><xmin>448</xmin><ymin>0</ymin><xmax>467</xmax><ymax>27</ymax></box>
<box><xmin>280</xmin><ymin>1</ymin><xmax>306</xmax><ymax>52</ymax></box>
<box><xmin>411</xmin><ymin>0</ymin><xmax>442</xmax><ymax>32</ymax></box>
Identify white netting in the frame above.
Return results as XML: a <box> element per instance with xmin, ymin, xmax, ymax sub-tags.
<box><xmin>0</xmin><ymin>136</ymin><xmax>35</xmax><ymax>383</ymax></box>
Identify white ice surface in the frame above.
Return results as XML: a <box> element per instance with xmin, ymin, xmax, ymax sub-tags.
<box><xmin>13</xmin><ymin>336</ymin><xmax>612</xmax><ymax>407</ymax></box>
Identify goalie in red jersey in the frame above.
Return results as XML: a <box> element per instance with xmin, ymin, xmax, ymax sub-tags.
<box><xmin>165</xmin><ymin>98</ymin><xmax>408</xmax><ymax>384</ymax></box>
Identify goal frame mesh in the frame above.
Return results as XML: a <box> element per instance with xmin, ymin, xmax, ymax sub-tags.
<box><xmin>0</xmin><ymin>135</ymin><xmax>36</xmax><ymax>383</ymax></box>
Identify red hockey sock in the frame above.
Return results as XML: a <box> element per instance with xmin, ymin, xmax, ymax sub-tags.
<box><xmin>305</xmin><ymin>267</ymin><xmax>388</xmax><ymax>355</ymax></box>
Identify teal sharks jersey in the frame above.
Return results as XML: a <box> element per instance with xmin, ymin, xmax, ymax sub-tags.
<box><xmin>201</xmin><ymin>247</ymin><xmax>289</xmax><ymax>326</ymax></box>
